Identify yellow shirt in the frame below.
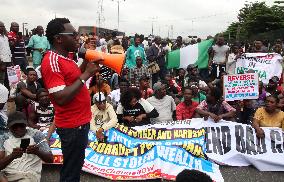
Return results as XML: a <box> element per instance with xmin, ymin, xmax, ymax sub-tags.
<box><xmin>254</xmin><ymin>107</ymin><xmax>284</xmax><ymax>130</ymax></box>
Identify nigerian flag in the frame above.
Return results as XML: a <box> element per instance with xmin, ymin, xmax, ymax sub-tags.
<box><xmin>167</xmin><ymin>39</ymin><xmax>213</xmax><ymax>69</ymax></box>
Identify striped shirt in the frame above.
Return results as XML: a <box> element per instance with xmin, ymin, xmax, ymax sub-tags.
<box><xmin>8</xmin><ymin>31</ymin><xmax>26</xmax><ymax>60</ymax></box>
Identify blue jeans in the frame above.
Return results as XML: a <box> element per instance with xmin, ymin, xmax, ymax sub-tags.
<box><xmin>56</xmin><ymin>123</ymin><xmax>90</xmax><ymax>182</ymax></box>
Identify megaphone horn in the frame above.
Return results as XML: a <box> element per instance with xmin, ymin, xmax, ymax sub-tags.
<box><xmin>79</xmin><ymin>48</ymin><xmax>125</xmax><ymax>75</ymax></box>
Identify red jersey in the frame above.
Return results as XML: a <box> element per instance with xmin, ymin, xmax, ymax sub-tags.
<box><xmin>41</xmin><ymin>51</ymin><xmax>91</xmax><ymax>128</ymax></box>
<box><xmin>176</xmin><ymin>101</ymin><xmax>199</xmax><ymax>120</ymax></box>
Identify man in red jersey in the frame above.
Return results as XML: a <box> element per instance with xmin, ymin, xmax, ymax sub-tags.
<box><xmin>41</xmin><ymin>18</ymin><xmax>101</xmax><ymax>182</ymax></box>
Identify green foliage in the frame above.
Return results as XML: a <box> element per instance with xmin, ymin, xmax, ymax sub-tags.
<box><xmin>223</xmin><ymin>2</ymin><xmax>284</xmax><ymax>42</ymax></box>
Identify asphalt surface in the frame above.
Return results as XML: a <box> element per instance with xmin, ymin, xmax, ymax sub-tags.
<box><xmin>41</xmin><ymin>164</ymin><xmax>284</xmax><ymax>182</ymax></box>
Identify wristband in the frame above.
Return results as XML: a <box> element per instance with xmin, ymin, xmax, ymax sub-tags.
<box><xmin>79</xmin><ymin>77</ymin><xmax>85</xmax><ymax>85</ymax></box>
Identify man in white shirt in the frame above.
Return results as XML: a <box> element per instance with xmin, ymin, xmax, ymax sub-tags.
<box><xmin>147</xmin><ymin>82</ymin><xmax>176</xmax><ymax>124</ymax></box>
<box><xmin>0</xmin><ymin>21</ymin><xmax>12</xmax><ymax>89</ymax></box>
<box><xmin>209</xmin><ymin>36</ymin><xmax>229</xmax><ymax>79</ymax></box>
<box><xmin>0</xmin><ymin>111</ymin><xmax>53</xmax><ymax>182</ymax></box>
<box><xmin>0</xmin><ymin>83</ymin><xmax>9</xmax><ymax>134</ymax></box>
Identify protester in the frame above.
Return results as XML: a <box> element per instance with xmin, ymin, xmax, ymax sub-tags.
<box><xmin>0</xmin><ymin>111</ymin><xmax>53</xmax><ymax>182</ymax></box>
<box><xmin>28</xmin><ymin>88</ymin><xmax>54</xmax><ymax>130</ymax></box>
<box><xmin>0</xmin><ymin>83</ymin><xmax>9</xmax><ymax>133</ymax></box>
<box><xmin>266</xmin><ymin>76</ymin><xmax>282</xmax><ymax>95</ymax></box>
<box><xmin>89</xmin><ymin>74</ymin><xmax>111</xmax><ymax>97</ymax></box>
<box><xmin>172</xmin><ymin>36</ymin><xmax>184</xmax><ymax>50</ymax></box>
<box><xmin>117</xmin><ymin>87</ymin><xmax>159</xmax><ymax>127</ymax></box>
<box><xmin>176</xmin><ymin>87</ymin><xmax>199</xmax><ymax>120</ymax></box>
<box><xmin>176</xmin><ymin>169</ymin><xmax>212</xmax><ymax>182</ymax></box>
<box><xmin>90</xmin><ymin>92</ymin><xmax>118</xmax><ymax>141</ymax></box>
<box><xmin>41</xmin><ymin>18</ymin><xmax>101</xmax><ymax>182</ymax></box>
<box><xmin>190</xmin><ymin>83</ymin><xmax>207</xmax><ymax>104</ymax></box>
<box><xmin>15</xmin><ymin>66</ymin><xmax>41</xmax><ymax>113</ymax></box>
<box><xmin>146</xmin><ymin>36</ymin><xmax>168</xmax><ymax>85</ymax></box>
<box><xmin>129</xmin><ymin>56</ymin><xmax>151</xmax><ymax>87</ymax></box>
<box><xmin>109</xmin><ymin>78</ymin><xmax>129</xmax><ymax>109</ymax></box>
<box><xmin>8</xmin><ymin>22</ymin><xmax>28</xmax><ymax>73</ymax></box>
<box><xmin>226</xmin><ymin>44</ymin><xmax>239</xmax><ymax>75</ymax></box>
<box><xmin>253</xmin><ymin>95</ymin><xmax>284</xmax><ymax>138</ymax></box>
<box><xmin>147</xmin><ymin>82</ymin><xmax>176</xmax><ymax>124</ymax></box>
<box><xmin>0</xmin><ymin>21</ymin><xmax>12</xmax><ymax>89</ymax></box>
<box><xmin>27</xmin><ymin>26</ymin><xmax>50</xmax><ymax>68</ymax></box>
<box><xmin>125</xmin><ymin>35</ymin><xmax>147</xmax><ymax>69</ymax></box>
<box><xmin>235</xmin><ymin>100</ymin><xmax>255</xmax><ymax>125</ymax></box>
<box><xmin>139</xmin><ymin>76</ymin><xmax>153</xmax><ymax>99</ymax></box>
<box><xmin>209</xmin><ymin>36</ymin><xmax>229</xmax><ymax>79</ymax></box>
<box><xmin>250</xmin><ymin>40</ymin><xmax>268</xmax><ymax>53</ymax></box>
<box><xmin>176</xmin><ymin>68</ymin><xmax>187</xmax><ymax>88</ymax></box>
<box><xmin>196</xmin><ymin>87</ymin><xmax>236</xmax><ymax>122</ymax></box>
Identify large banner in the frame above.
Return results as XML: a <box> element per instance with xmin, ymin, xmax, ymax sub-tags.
<box><xmin>48</xmin><ymin>119</ymin><xmax>284</xmax><ymax>181</ymax></box>
<box><xmin>204</xmin><ymin>119</ymin><xmax>284</xmax><ymax>171</ymax></box>
<box><xmin>223</xmin><ymin>73</ymin><xmax>259</xmax><ymax>101</ymax></box>
<box><xmin>235</xmin><ymin>53</ymin><xmax>283</xmax><ymax>84</ymax></box>
<box><xmin>49</xmin><ymin>123</ymin><xmax>223</xmax><ymax>182</ymax></box>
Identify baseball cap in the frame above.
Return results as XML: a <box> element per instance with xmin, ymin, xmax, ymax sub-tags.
<box><xmin>7</xmin><ymin>111</ymin><xmax>28</xmax><ymax>128</ymax></box>
<box><xmin>93</xmin><ymin>92</ymin><xmax>106</xmax><ymax>103</ymax></box>
<box><xmin>153</xmin><ymin>82</ymin><xmax>163</xmax><ymax>92</ymax></box>
<box><xmin>269</xmin><ymin>76</ymin><xmax>279</xmax><ymax>83</ymax></box>
<box><xmin>139</xmin><ymin>75</ymin><xmax>150</xmax><ymax>82</ymax></box>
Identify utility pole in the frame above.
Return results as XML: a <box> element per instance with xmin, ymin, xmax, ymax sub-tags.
<box><xmin>150</xmin><ymin>17</ymin><xmax>157</xmax><ymax>35</ymax></box>
<box><xmin>22</xmin><ymin>23</ymin><xmax>27</xmax><ymax>36</ymax></box>
<box><xmin>97</xmin><ymin>0</ymin><xmax>105</xmax><ymax>35</ymax></box>
<box><xmin>112</xmin><ymin>0</ymin><xmax>125</xmax><ymax>30</ymax></box>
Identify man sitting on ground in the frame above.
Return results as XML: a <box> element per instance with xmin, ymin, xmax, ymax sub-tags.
<box><xmin>15</xmin><ymin>66</ymin><xmax>41</xmax><ymax>113</ymax></box>
<box><xmin>147</xmin><ymin>82</ymin><xmax>176</xmax><ymax>124</ymax></box>
<box><xmin>0</xmin><ymin>111</ymin><xmax>53</xmax><ymax>182</ymax></box>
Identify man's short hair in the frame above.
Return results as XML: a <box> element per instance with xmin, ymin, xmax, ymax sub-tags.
<box><xmin>176</xmin><ymin>169</ymin><xmax>212</xmax><ymax>182</ymax></box>
<box><xmin>46</xmin><ymin>18</ymin><xmax>70</xmax><ymax>45</ymax></box>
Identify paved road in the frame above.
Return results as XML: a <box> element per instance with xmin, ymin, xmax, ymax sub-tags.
<box><xmin>42</xmin><ymin>164</ymin><xmax>284</xmax><ymax>182</ymax></box>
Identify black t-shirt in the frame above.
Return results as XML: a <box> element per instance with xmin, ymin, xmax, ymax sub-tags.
<box><xmin>16</xmin><ymin>80</ymin><xmax>41</xmax><ymax>97</ymax></box>
<box><xmin>117</xmin><ymin>99</ymin><xmax>154</xmax><ymax>127</ymax></box>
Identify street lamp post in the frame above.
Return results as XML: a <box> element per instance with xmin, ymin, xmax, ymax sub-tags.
<box><xmin>22</xmin><ymin>23</ymin><xmax>28</xmax><ymax>36</ymax></box>
<box><xmin>112</xmin><ymin>0</ymin><xmax>125</xmax><ymax>30</ymax></box>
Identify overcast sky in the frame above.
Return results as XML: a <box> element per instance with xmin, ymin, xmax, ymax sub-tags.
<box><xmin>0</xmin><ymin>0</ymin><xmax>275</xmax><ymax>39</ymax></box>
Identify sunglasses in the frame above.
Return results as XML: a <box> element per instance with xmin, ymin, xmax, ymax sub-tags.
<box><xmin>58</xmin><ymin>32</ymin><xmax>79</xmax><ymax>37</ymax></box>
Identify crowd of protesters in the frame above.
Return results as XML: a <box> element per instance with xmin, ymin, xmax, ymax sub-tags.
<box><xmin>0</xmin><ymin>18</ymin><xmax>284</xmax><ymax>181</ymax></box>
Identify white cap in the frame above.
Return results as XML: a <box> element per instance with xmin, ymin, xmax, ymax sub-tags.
<box><xmin>93</xmin><ymin>92</ymin><xmax>106</xmax><ymax>103</ymax></box>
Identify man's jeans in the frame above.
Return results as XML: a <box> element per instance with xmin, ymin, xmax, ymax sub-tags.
<box><xmin>56</xmin><ymin>123</ymin><xmax>90</xmax><ymax>182</ymax></box>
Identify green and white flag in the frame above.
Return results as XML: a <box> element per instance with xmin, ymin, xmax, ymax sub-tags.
<box><xmin>167</xmin><ymin>39</ymin><xmax>213</xmax><ymax>69</ymax></box>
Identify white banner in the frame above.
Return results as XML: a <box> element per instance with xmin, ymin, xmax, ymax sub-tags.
<box><xmin>139</xmin><ymin>119</ymin><xmax>284</xmax><ymax>171</ymax></box>
<box><xmin>235</xmin><ymin>53</ymin><xmax>283</xmax><ymax>84</ymax></box>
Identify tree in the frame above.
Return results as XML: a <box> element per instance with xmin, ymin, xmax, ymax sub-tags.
<box><xmin>222</xmin><ymin>2</ymin><xmax>284</xmax><ymax>41</ymax></box>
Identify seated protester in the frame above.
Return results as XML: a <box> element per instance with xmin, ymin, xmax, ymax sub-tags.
<box><xmin>0</xmin><ymin>84</ymin><xmax>9</xmax><ymax>134</ymax></box>
<box><xmin>164</xmin><ymin>74</ymin><xmax>181</xmax><ymax>95</ymax></box>
<box><xmin>28</xmin><ymin>88</ymin><xmax>54</xmax><ymax>130</ymax></box>
<box><xmin>129</xmin><ymin>56</ymin><xmax>151</xmax><ymax>87</ymax></box>
<box><xmin>15</xmin><ymin>66</ymin><xmax>42</xmax><ymax>112</ymax></box>
<box><xmin>147</xmin><ymin>82</ymin><xmax>176</xmax><ymax>124</ymax></box>
<box><xmin>176</xmin><ymin>169</ymin><xmax>212</xmax><ymax>182</ymax></box>
<box><xmin>195</xmin><ymin>87</ymin><xmax>236</xmax><ymax>122</ymax></box>
<box><xmin>235</xmin><ymin>100</ymin><xmax>255</xmax><ymax>125</ymax></box>
<box><xmin>186</xmin><ymin>64</ymin><xmax>208</xmax><ymax>89</ymax></box>
<box><xmin>0</xmin><ymin>111</ymin><xmax>53</xmax><ymax>182</ymax></box>
<box><xmin>253</xmin><ymin>95</ymin><xmax>284</xmax><ymax>138</ymax></box>
<box><xmin>208</xmin><ymin>71</ymin><xmax>227</xmax><ymax>94</ymax></box>
<box><xmin>176</xmin><ymin>87</ymin><xmax>199</xmax><ymax>120</ymax></box>
<box><xmin>89</xmin><ymin>74</ymin><xmax>111</xmax><ymax>96</ymax></box>
<box><xmin>255</xmin><ymin>81</ymin><xmax>267</xmax><ymax>108</ymax></box>
<box><xmin>139</xmin><ymin>76</ymin><xmax>154</xmax><ymax>99</ymax></box>
<box><xmin>117</xmin><ymin>87</ymin><xmax>159</xmax><ymax>127</ymax></box>
<box><xmin>176</xmin><ymin>68</ymin><xmax>187</xmax><ymax>88</ymax></box>
<box><xmin>109</xmin><ymin>78</ymin><xmax>130</xmax><ymax>110</ymax></box>
<box><xmin>90</xmin><ymin>92</ymin><xmax>118</xmax><ymax>142</ymax></box>
<box><xmin>190</xmin><ymin>83</ymin><xmax>207</xmax><ymax>104</ymax></box>
<box><xmin>266</xmin><ymin>76</ymin><xmax>282</xmax><ymax>96</ymax></box>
